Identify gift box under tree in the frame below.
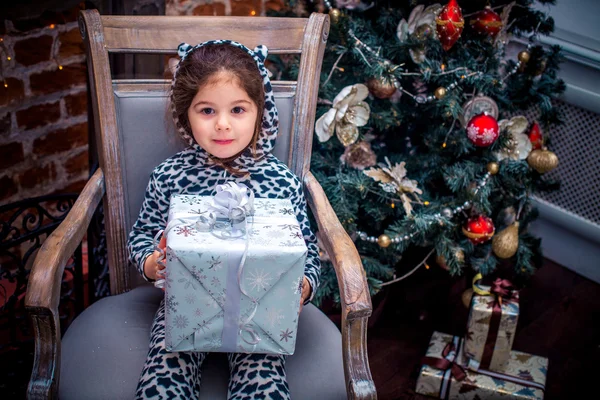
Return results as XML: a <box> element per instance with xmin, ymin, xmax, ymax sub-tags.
<box><xmin>415</xmin><ymin>331</ymin><xmax>548</xmax><ymax>400</ymax></box>
<box><xmin>161</xmin><ymin>185</ymin><xmax>307</xmax><ymax>355</ymax></box>
<box><xmin>464</xmin><ymin>273</ymin><xmax>519</xmax><ymax>372</ymax></box>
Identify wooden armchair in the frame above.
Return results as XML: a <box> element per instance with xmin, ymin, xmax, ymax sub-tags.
<box><xmin>25</xmin><ymin>9</ymin><xmax>375</xmax><ymax>399</ymax></box>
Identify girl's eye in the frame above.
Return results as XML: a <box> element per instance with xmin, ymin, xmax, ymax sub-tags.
<box><xmin>200</xmin><ymin>108</ymin><xmax>214</xmax><ymax>115</ymax></box>
<box><xmin>232</xmin><ymin>107</ymin><xmax>245</xmax><ymax>114</ymax></box>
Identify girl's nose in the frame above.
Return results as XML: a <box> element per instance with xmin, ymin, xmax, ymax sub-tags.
<box><xmin>215</xmin><ymin>114</ymin><xmax>231</xmax><ymax>131</ymax></box>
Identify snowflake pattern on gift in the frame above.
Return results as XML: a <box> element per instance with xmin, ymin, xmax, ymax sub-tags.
<box><xmin>205</xmin><ymin>298</ymin><xmax>219</xmax><ymax>309</ymax></box>
<box><xmin>279</xmin><ymin>328</ymin><xmax>293</xmax><ymax>342</ymax></box>
<box><xmin>185</xmin><ymin>293</ymin><xmax>195</xmax><ymax>304</ymax></box>
<box><xmin>248</xmin><ymin>228</ymin><xmax>261</xmax><ymax>237</ymax></box>
<box><xmin>174</xmin><ymin>314</ymin><xmax>189</xmax><ymax>329</ymax></box>
<box><xmin>279</xmin><ymin>224</ymin><xmax>300</xmax><ymax>232</ymax></box>
<box><xmin>196</xmin><ymin>319</ymin><xmax>212</xmax><ymax>334</ymax></box>
<box><xmin>174</xmin><ymin>225</ymin><xmax>197</xmax><ymax>237</ymax></box>
<box><xmin>279</xmin><ymin>207</ymin><xmax>295</xmax><ymax>216</ymax></box>
<box><xmin>266</xmin><ymin>230</ymin><xmax>281</xmax><ymax>239</ymax></box>
<box><xmin>279</xmin><ymin>239</ymin><xmax>304</xmax><ymax>247</ymax></box>
<box><xmin>290</xmin><ymin>231</ymin><xmax>303</xmax><ymax>240</ymax></box>
<box><xmin>255</xmin><ymin>200</ymin><xmax>276</xmax><ymax>211</ymax></box>
<box><xmin>251</xmin><ymin>236</ymin><xmax>272</xmax><ymax>247</ymax></box>
<box><xmin>266</xmin><ymin>308</ymin><xmax>284</xmax><ymax>328</ymax></box>
<box><xmin>166</xmin><ymin>295</ymin><xmax>179</xmax><ymax>313</ymax></box>
<box><xmin>177</xmin><ymin>333</ymin><xmax>190</xmax><ymax>343</ymax></box>
<box><xmin>189</xmin><ymin>265</ymin><xmax>207</xmax><ymax>282</ymax></box>
<box><xmin>208</xmin><ymin>256</ymin><xmax>222</xmax><ymax>270</ymax></box>
<box><xmin>207</xmin><ymin>333</ymin><xmax>222</xmax><ymax>350</ymax></box>
<box><xmin>194</xmin><ymin>308</ymin><xmax>203</xmax><ymax>317</ymax></box>
<box><xmin>179</xmin><ymin>196</ymin><xmax>204</xmax><ymax>206</ymax></box>
<box><xmin>247</xmin><ymin>269</ymin><xmax>272</xmax><ymax>292</ymax></box>
<box><xmin>210</xmin><ymin>276</ymin><xmax>221</xmax><ymax>287</ymax></box>
<box><xmin>178</xmin><ymin>273</ymin><xmax>197</xmax><ymax>290</ymax></box>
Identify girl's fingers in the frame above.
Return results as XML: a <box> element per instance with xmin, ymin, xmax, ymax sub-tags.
<box><xmin>158</xmin><ymin>235</ymin><xmax>167</xmax><ymax>250</ymax></box>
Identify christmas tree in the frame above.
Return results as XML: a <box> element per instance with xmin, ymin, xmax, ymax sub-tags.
<box><xmin>270</xmin><ymin>0</ymin><xmax>564</xmax><ymax>305</ymax></box>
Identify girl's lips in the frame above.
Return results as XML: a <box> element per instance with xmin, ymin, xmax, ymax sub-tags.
<box><xmin>213</xmin><ymin>139</ymin><xmax>234</xmax><ymax>145</ymax></box>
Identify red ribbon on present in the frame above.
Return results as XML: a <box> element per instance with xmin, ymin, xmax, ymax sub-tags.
<box><xmin>478</xmin><ymin>277</ymin><xmax>518</xmax><ymax>370</ymax></box>
<box><xmin>422</xmin><ymin>341</ymin><xmax>467</xmax><ymax>382</ymax></box>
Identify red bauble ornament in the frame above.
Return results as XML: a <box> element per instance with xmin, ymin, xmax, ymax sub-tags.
<box><xmin>462</xmin><ymin>215</ymin><xmax>495</xmax><ymax>244</ymax></box>
<box><xmin>470</xmin><ymin>6</ymin><xmax>503</xmax><ymax>38</ymax></box>
<box><xmin>466</xmin><ymin>113</ymin><xmax>499</xmax><ymax>147</ymax></box>
<box><xmin>436</xmin><ymin>0</ymin><xmax>464</xmax><ymax>51</ymax></box>
<box><xmin>528</xmin><ymin>122</ymin><xmax>543</xmax><ymax>150</ymax></box>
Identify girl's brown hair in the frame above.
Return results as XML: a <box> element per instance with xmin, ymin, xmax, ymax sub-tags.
<box><xmin>171</xmin><ymin>44</ymin><xmax>265</xmax><ymax>175</ymax></box>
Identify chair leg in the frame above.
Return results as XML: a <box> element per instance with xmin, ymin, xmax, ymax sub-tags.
<box><xmin>343</xmin><ymin>316</ymin><xmax>377</xmax><ymax>400</ymax></box>
<box><xmin>27</xmin><ymin>310</ymin><xmax>60</xmax><ymax>400</ymax></box>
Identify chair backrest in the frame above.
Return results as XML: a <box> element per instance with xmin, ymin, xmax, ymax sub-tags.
<box><xmin>79</xmin><ymin>10</ymin><xmax>329</xmax><ymax>294</ymax></box>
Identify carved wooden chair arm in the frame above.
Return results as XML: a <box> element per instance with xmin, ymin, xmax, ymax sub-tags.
<box><xmin>303</xmin><ymin>171</ymin><xmax>376</xmax><ymax>400</ymax></box>
<box><xmin>24</xmin><ymin>168</ymin><xmax>105</xmax><ymax>399</ymax></box>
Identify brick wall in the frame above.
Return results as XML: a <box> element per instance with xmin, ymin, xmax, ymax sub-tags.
<box><xmin>166</xmin><ymin>0</ymin><xmax>285</xmax><ymax>16</ymax></box>
<box><xmin>0</xmin><ymin>4</ymin><xmax>89</xmax><ymax>206</ymax></box>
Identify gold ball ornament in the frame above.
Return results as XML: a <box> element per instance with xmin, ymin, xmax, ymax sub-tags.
<box><xmin>377</xmin><ymin>234</ymin><xmax>392</xmax><ymax>248</ymax></box>
<box><xmin>518</xmin><ymin>51</ymin><xmax>531</xmax><ymax>64</ymax></box>
<box><xmin>328</xmin><ymin>8</ymin><xmax>342</xmax><ymax>24</ymax></box>
<box><xmin>492</xmin><ymin>222</ymin><xmax>520</xmax><ymax>259</ymax></box>
<box><xmin>486</xmin><ymin>161</ymin><xmax>499</xmax><ymax>175</ymax></box>
<box><xmin>366</xmin><ymin>76</ymin><xmax>397</xmax><ymax>99</ymax></box>
<box><xmin>462</xmin><ymin>288</ymin><xmax>474</xmax><ymax>309</ymax></box>
<box><xmin>527</xmin><ymin>148</ymin><xmax>559</xmax><ymax>173</ymax></box>
<box><xmin>434</xmin><ymin>87</ymin><xmax>447</xmax><ymax>100</ymax></box>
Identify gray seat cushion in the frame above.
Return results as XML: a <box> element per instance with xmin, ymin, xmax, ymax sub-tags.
<box><xmin>59</xmin><ymin>285</ymin><xmax>346</xmax><ymax>399</ymax></box>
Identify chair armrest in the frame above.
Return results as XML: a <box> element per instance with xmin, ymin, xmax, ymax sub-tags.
<box><xmin>303</xmin><ymin>172</ymin><xmax>376</xmax><ymax>400</ymax></box>
<box><xmin>25</xmin><ymin>168</ymin><xmax>105</xmax><ymax>399</ymax></box>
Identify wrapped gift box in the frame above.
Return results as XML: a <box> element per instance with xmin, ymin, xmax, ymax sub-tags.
<box><xmin>464</xmin><ymin>282</ymin><xmax>519</xmax><ymax>371</ymax></box>
<box><xmin>163</xmin><ymin>194</ymin><xmax>307</xmax><ymax>355</ymax></box>
<box><xmin>415</xmin><ymin>331</ymin><xmax>548</xmax><ymax>400</ymax></box>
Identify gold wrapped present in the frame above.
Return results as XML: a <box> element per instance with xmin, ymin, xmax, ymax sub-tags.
<box><xmin>464</xmin><ymin>274</ymin><xmax>519</xmax><ymax>371</ymax></box>
<box><xmin>415</xmin><ymin>331</ymin><xmax>548</xmax><ymax>400</ymax></box>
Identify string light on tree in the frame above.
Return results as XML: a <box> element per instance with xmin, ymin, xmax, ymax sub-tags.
<box><xmin>355</xmin><ymin>169</ymin><xmax>497</xmax><ymax>246</ymax></box>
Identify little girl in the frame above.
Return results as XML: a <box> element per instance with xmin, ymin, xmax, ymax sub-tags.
<box><xmin>127</xmin><ymin>41</ymin><xmax>321</xmax><ymax>399</ymax></box>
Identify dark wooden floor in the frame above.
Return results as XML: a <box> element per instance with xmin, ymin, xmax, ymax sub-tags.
<box><xmin>366</xmin><ymin>257</ymin><xmax>600</xmax><ymax>400</ymax></box>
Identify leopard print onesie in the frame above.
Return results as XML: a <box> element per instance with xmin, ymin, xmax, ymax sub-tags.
<box><xmin>127</xmin><ymin>40</ymin><xmax>320</xmax><ymax>399</ymax></box>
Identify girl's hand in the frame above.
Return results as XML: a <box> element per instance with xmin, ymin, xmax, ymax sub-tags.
<box><xmin>143</xmin><ymin>235</ymin><xmax>166</xmax><ymax>281</ymax></box>
<box><xmin>299</xmin><ymin>276</ymin><xmax>312</xmax><ymax>313</ymax></box>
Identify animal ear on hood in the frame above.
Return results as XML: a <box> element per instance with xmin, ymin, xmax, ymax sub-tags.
<box><xmin>253</xmin><ymin>45</ymin><xmax>268</xmax><ymax>62</ymax></box>
<box><xmin>178</xmin><ymin>42</ymin><xmax>193</xmax><ymax>58</ymax></box>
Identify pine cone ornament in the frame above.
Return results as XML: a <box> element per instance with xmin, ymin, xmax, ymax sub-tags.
<box><xmin>340</xmin><ymin>141</ymin><xmax>377</xmax><ymax>170</ymax></box>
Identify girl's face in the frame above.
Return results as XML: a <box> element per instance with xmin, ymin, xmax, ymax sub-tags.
<box><xmin>187</xmin><ymin>73</ymin><xmax>258</xmax><ymax>159</ymax></box>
